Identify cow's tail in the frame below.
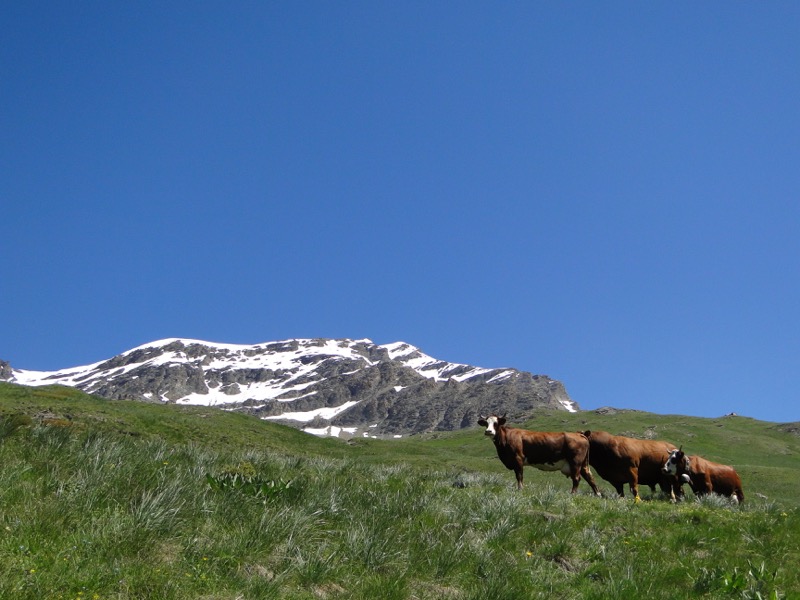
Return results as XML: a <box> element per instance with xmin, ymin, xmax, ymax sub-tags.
<box><xmin>576</xmin><ymin>431</ymin><xmax>590</xmax><ymax>462</ymax></box>
<box><xmin>578</xmin><ymin>431</ymin><xmax>594</xmax><ymax>469</ymax></box>
<box><xmin>576</xmin><ymin>432</ymin><xmax>602</xmax><ymax>497</ymax></box>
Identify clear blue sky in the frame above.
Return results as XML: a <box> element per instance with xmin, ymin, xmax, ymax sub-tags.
<box><xmin>2</xmin><ymin>4</ymin><xmax>799</xmax><ymax>423</ymax></box>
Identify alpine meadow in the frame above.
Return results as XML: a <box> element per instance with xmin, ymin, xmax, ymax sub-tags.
<box><xmin>1</xmin><ymin>381</ymin><xmax>798</xmax><ymax>600</ymax></box>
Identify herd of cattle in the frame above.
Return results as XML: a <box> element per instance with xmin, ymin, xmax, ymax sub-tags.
<box><xmin>477</xmin><ymin>414</ymin><xmax>744</xmax><ymax>503</ymax></box>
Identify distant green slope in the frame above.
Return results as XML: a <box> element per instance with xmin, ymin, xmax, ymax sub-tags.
<box><xmin>2</xmin><ymin>381</ymin><xmax>799</xmax><ymax>504</ymax></box>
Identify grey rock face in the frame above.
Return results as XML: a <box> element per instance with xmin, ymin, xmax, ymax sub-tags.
<box><xmin>0</xmin><ymin>360</ymin><xmax>13</xmax><ymax>381</ymax></box>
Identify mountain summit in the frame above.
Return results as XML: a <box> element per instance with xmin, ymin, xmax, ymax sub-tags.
<box><xmin>4</xmin><ymin>338</ymin><xmax>578</xmax><ymax>437</ymax></box>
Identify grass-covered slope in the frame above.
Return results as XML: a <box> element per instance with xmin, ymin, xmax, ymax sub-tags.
<box><xmin>0</xmin><ymin>382</ymin><xmax>346</xmax><ymax>456</ymax></box>
<box><xmin>1</xmin><ymin>382</ymin><xmax>798</xmax><ymax>599</ymax></box>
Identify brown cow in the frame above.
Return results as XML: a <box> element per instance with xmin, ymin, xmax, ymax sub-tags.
<box><xmin>583</xmin><ymin>430</ymin><xmax>678</xmax><ymax>500</ymax></box>
<box><xmin>477</xmin><ymin>414</ymin><xmax>601</xmax><ymax>495</ymax></box>
<box><xmin>662</xmin><ymin>448</ymin><xmax>744</xmax><ymax>503</ymax></box>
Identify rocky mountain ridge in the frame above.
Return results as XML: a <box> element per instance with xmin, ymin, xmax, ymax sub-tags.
<box><xmin>3</xmin><ymin>338</ymin><xmax>578</xmax><ymax>437</ymax></box>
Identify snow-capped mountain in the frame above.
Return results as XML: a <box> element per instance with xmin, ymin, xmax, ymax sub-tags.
<box><xmin>3</xmin><ymin>338</ymin><xmax>578</xmax><ymax>437</ymax></box>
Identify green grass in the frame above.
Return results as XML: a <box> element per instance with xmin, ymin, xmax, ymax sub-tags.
<box><xmin>1</xmin><ymin>382</ymin><xmax>799</xmax><ymax>599</ymax></box>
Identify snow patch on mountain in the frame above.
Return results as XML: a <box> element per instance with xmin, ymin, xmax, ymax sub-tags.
<box><xmin>382</xmin><ymin>341</ymin><xmax>516</xmax><ymax>382</ymax></box>
<box><xmin>262</xmin><ymin>400</ymin><xmax>359</xmax><ymax>423</ymax></box>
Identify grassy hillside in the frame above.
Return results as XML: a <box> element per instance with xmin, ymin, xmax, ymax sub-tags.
<box><xmin>0</xmin><ymin>382</ymin><xmax>347</xmax><ymax>456</ymax></box>
<box><xmin>1</xmin><ymin>382</ymin><xmax>798</xmax><ymax>599</ymax></box>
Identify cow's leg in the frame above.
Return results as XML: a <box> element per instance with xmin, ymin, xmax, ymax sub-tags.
<box><xmin>628</xmin><ymin>468</ymin><xmax>640</xmax><ymax>500</ymax></box>
<box><xmin>513</xmin><ymin>465</ymin><xmax>524</xmax><ymax>490</ymax></box>
<box><xmin>670</xmin><ymin>478</ymin><xmax>685</xmax><ymax>501</ymax></box>
<box><xmin>568</xmin><ymin>466</ymin><xmax>581</xmax><ymax>494</ymax></box>
<box><xmin>613</xmin><ymin>482</ymin><xmax>625</xmax><ymax>497</ymax></box>
<box><xmin>580</xmin><ymin>465</ymin><xmax>602</xmax><ymax>496</ymax></box>
<box><xmin>659</xmin><ymin>480</ymin><xmax>677</xmax><ymax>502</ymax></box>
<box><xmin>629</xmin><ymin>483</ymin><xmax>639</xmax><ymax>499</ymax></box>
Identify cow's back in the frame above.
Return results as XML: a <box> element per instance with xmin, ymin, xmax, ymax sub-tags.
<box><xmin>586</xmin><ymin>430</ymin><xmax>676</xmax><ymax>489</ymax></box>
<box><xmin>518</xmin><ymin>430</ymin><xmax>590</xmax><ymax>466</ymax></box>
<box><xmin>584</xmin><ymin>431</ymin><xmax>632</xmax><ymax>483</ymax></box>
<box><xmin>690</xmin><ymin>456</ymin><xmax>744</xmax><ymax>501</ymax></box>
<box><xmin>632</xmin><ymin>439</ymin><xmax>677</xmax><ymax>486</ymax></box>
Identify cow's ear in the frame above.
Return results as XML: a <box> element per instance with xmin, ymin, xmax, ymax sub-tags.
<box><xmin>477</xmin><ymin>419</ymin><xmax>488</xmax><ymax>427</ymax></box>
<box><xmin>497</xmin><ymin>415</ymin><xmax>507</xmax><ymax>426</ymax></box>
<box><xmin>584</xmin><ymin>430</ymin><xmax>592</xmax><ymax>437</ymax></box>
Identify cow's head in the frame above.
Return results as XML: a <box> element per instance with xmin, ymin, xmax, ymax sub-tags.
<box><xmin>477</xmin><ymin>413</ymin><xmax>506</xmax><ymax>438</ymax></box>
<box><xmin>662</xmin><ymin>447</ymin><xmax>689</xmax><ymax>480</ymax></box>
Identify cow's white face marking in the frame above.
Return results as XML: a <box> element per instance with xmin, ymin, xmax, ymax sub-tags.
<box><xmin>484</xmin><ymin>416</ymin><xmax>499</xmax><ymax>438</ymax></box>
<box><xmin>663</xmin><ymin>449</ymin><xmax>680</xmax><ymax>475</ymax></box>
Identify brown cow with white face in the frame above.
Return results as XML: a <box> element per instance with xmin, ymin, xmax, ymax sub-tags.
<box><xmin>477</xmin><ymin>414</ymin><xmax>601</xmax><ymax>495</ymax></box>
<box><xmin>662</xmin><ymin>448</ymin><xmax>744</xmax><ymax>503</ymax></box>
<box><xmin>583</xmin><ymin>430</ymin><xmax>678</xmax><ymax>501</ymax></box>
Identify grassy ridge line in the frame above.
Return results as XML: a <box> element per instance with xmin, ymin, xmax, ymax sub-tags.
<box><xmin>0</xmin><ymin>382</ymin><xmax>499</xmax><ymax>470</ymax></box>
<box><xmin>0</xmin><ymin>382</ymin><xmax>347</xmax><ymax>456</ymax></box>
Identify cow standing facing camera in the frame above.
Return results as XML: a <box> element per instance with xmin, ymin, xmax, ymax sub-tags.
<box><xmin>477</xmin><ymin>414</ymin><xmax>601</xmax><ymax>495</ymax></box>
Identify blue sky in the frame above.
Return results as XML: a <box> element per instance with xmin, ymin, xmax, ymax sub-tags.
<box><xmin>2</xmin><ymin>3</ymin><xmax>799</xmax><ymax>423</ymax></box>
